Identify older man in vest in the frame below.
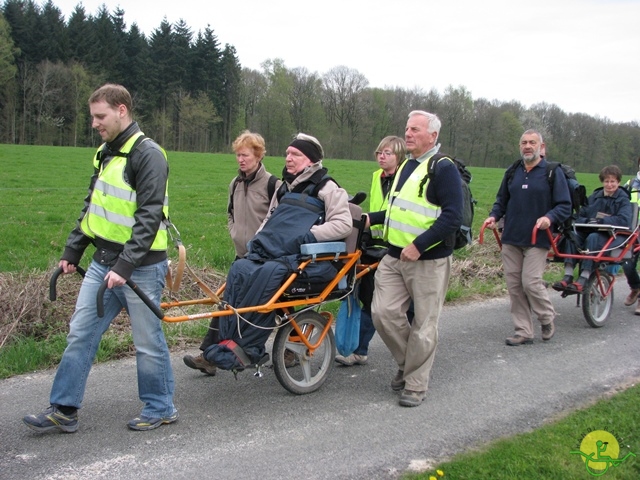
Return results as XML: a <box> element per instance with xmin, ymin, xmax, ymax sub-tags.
<box><xmin>368</xmin><ymin>111</ymin><xmax>463</xmax><ymax>407</ymax></box>
<box><xmin>23</xmin><ymin>84</ymin><xmax>177</xmax><ymax>433</ymax></box>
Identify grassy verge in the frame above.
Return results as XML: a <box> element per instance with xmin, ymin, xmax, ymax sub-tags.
<box><xmin>406</xmin><ymin>381</ymin><xmax>640</xmax><ymax>479</ymax></box>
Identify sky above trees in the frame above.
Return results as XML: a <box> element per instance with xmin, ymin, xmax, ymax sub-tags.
<box><xmin>50</xmin><ymin>0</ymin><xmax>640</xmax><ymax>124</ymax></box>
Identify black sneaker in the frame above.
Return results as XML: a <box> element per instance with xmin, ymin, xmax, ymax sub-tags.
<box><xmin>23</xmin><ymin>406</ymin><xmax>78</xmax><ymax>433</ymax></box>
<box><xmin>127</xmin><ymin>411</ymin><xmax>179</xmax><ymax>431</ymax></box>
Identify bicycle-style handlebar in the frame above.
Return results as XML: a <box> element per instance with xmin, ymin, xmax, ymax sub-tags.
<box><xmin>49</xmin><ymin>265</ymin><xmax>87</xmax><ymax>301</ymax></box>
<box><xmin>97</xmin><ymin>279</ymin><xmax>164</xmax><ymax>319</ymax></box>
<box><xmin>478</xmin><ymin>223</ymin><xmax>502</xmax><ymax>248</ymax></box>
<box><xmin>48</xmin><ymin>265</ymin><xmax>164</xmax><ymax>320</ymax></box>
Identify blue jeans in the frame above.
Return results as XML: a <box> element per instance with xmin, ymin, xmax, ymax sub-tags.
<box><xmin>355</xmin><ymin>309</ymin><xmax>376</xmax><ymax>356</ymax></box>
<box><xmin>50</xmin><ymin>259</ymin><xmax>176</xmax><ymax>418</ymax></box>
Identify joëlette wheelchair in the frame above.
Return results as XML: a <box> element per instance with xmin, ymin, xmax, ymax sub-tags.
<box><xmin>479</xmin><ymin>204</ymin><xmax>640</xmax><ymax>328</ymax></box>
<box><xmin>50</xmin><ymin>194</ymin><xmax>376</xmax><ymax>395</ymax></box>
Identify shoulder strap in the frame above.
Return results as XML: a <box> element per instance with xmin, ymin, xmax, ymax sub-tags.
<box><xmin>228</xmin><ymin>173</ymin><xmax>278</xmax><ymax>218</ymax></box>
<box><xmin>267</xmin><ymin>174</ymin><xmax>278</xmax><ymax>201</ymax></box>
<box><xmin>420</xmin><ymin>153</ymin><xmax>450</xmax><ymax>197</ymax></box>
<box><xmin>545</xmin><ymin>161</ymin><xmax>560</xmax><ymax>188</ymax></box>
<box><xmin>126</xmin><ymin>135</ymin><xmax>150</xmax><ymax>190</ymax></box>
<box><xmin>308</xmin><ymin>174</ymin><xmax>336</xmax><ymax>197</ymax></box>
<box><xmin>227</xmin><ymin>176</ymin><xmax>242</xmax><ymax>216</ymax></box>
<box><xmin>505</xmin><ymin>159</ymin><xmax>523</xmax><ymax>185</ymax></box>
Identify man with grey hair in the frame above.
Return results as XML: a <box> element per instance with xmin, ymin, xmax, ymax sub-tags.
<box><xmin>368</xmin><ymin>111</ymin><xmax>463</xmax><ymax>407</ymax></box>
<box><xmin>483</xmin><ymin>129</ymin><xmax>571</xmax><ymax>346</ymax></box>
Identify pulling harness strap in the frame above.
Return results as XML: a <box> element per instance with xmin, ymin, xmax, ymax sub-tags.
<box><xmin>164</xmin><ymin>219</ymin><xmax>221</xmax><ymax>303</ymax></box>
<box><xmin>219</xmin><ymin>339</ymin><xmax>252</xmax><ymax>367</ymax></box>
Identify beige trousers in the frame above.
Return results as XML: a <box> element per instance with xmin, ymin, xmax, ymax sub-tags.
<box><xmin>372</xmin><ymin>255</ymin><xmax>451</xmax><ymax>392</ymax></box>
<box><xmin>501</xmin><ymin>243</ymin><xmax>555</xmax><ymax>338</ymax></box>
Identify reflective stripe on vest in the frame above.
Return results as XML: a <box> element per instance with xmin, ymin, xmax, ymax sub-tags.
<box><xmin>80</xmin><ymin>133</ymin><xmax>169</xmax><ymax>250</ymax></box>
<box><xmin>383</xmin><ymin>156</ymin><xmax>447</xmax><ymax>249</ymax></box>
<box><xmin>369</xmin><ymin>169</ymin><xmax>387</xmax><ymax>240</ymax></box>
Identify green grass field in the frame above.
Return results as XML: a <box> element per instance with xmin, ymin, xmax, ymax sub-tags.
<box><xmin>0</xmin><ymin>143</ymin><xmax>604</xmax><ymax>273</ymax></box>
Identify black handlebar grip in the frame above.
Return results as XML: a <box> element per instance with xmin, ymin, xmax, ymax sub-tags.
<box><xmin>96</xmin><ymin>279</ymin><xmax>164</xmax><ymax>320</ymax></box>
<box><xmin>49</xmin><ymin>265</ymin><xmax>86</xmax><ymax>301</ymax></box>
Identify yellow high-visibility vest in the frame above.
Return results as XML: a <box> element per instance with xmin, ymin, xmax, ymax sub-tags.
<box><xmin>80</xmin><ymin>133</ymin><xmax>169</xmax><ymax>250</ymax></box>
<box><xmin>369</xmin><ymin>169</ymin><xmax>388</xmax><ymax>240</ymax></box>
<box><xmin>384</xmin><ymin>157</ymin><xmax>451</xmax><ymax>249</ymax></box>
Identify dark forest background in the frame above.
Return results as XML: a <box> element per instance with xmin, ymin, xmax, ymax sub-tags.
<box><xmin>0</xmin><ymin>0</ymin><xmax>639</xmax><ymax>171</ymax></box>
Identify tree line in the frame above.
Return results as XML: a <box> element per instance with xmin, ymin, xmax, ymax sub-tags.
<box><xmin>1</xmin><ymin>1</ymin><xmax>639</xmax><ymax>173</ymax></box>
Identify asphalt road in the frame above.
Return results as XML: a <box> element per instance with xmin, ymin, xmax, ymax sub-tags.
<box><xmin>2</xmin><ymin>284</ymin><xmax>640</xmax><ymax>480</ymax></box>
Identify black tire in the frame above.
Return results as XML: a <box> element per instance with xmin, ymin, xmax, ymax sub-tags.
<box><xmin>272</xmin><ymin>311</ymin><xmax>335</xmax><ymax>395</ymax></box>
<box><xmin>582</xmin><ymin>273</ymin><xmax>613</xmax><ymax>328</ymax></box>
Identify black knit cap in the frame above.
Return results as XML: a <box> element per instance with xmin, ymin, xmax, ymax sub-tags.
<box><xmin>289</xmin><ymin>138</ymin><xmax>323</xmax><ymax>163</ymax></box>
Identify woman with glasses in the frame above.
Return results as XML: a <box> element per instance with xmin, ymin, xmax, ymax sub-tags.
<box><xmin>335</xmin><ymin>136</ymin><xmax>410</xmax><ymax>366</ymax></box>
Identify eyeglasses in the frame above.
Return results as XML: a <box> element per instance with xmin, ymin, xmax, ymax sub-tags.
<box><xmin>376</xmin><ymin>150</ymin><xmax>395</xmax><ymax>157</ymax></box>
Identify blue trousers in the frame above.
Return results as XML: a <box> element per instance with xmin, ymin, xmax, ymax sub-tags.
<box><xmin>49</xmin><ymin>260</ymin><xmax>176</xmax><ymax>418</ymax></box>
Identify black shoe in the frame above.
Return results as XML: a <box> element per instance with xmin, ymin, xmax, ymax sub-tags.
<box><xmin>505</xmin><ymin>335</ymin><xmax>534</xmax><ymax>346</ymax></box>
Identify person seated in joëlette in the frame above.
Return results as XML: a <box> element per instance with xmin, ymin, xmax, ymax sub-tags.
<box><xmin>552</xmin><ymin>165</ymin><xmax>632</xmax><ymax>293</ymax></box>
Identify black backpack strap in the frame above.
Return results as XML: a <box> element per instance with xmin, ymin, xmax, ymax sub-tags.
<box><xmin>309</xmin><ymin>174</ymin><xmax>337</xmax><ymax>197</ymax></box>
<box><xmin>228</xmin><ymin>173</ymin><xmax>279</xmax><ymax>218</ymax></box>
<box><xmin>505</xmin><ymin>159</ymin><xmax>523</xmax><ymax>186</ymax></box>
<box><xmin>545</xmin><ymin>161</ymin><xmax>560</xmax><ymax>189</ymax></box>
<box><xmin>227</xmin><ymin>176</ymin><xmax>242</xmax><ymax>217</ymax></box>
<box><xmin>267</xmin><ymin>174</ymin><xmax>278</xmax><ymax>200</ymax></box>
<box><xmin>419</xmin><ymin>153</ymin><xmax>448</xmax><ymax>197</ymax></box>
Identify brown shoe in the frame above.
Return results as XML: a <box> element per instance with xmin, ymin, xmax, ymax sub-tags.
<box><xmin>635</xmin><ymin>299</ymin><xmax>640</xmax><ymax>316</ymax></box>
<box><xmin>391</xmin><ymin>369</ymin><xmax>405</xmax><ymax>391</ymax></box>
<box><xmin>541</xmin><ymin>321</ymin><xmax>555</xmax><ymax>341</ymax></box>
<box><xmin>183</xmin><ymin>353</ymin><xmax>217</xmax><ymax>375</ymax></box>
<box><xmin>505</xmin><ymin>335</ymin><xmax>534</xmax><ymax>346</ymax></box>
<box><xmin>399</xmin><ymin>389</ymin><xmax>426</xmax><ymax>407</ymax></box>
<box><xmin>625</xmin><ymin>288</ymin><xmax>640</xmax><ymax>306</ymax></box>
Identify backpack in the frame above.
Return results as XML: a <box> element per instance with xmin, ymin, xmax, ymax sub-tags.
<box><xmin>426</xmin><ymin>153</ymin><xmax>476</xmax><ymax>249</ymax></box>
<box><xmin>506</xmin><ymin>159</ymin><xmax>587</xmax><ymax>218</ymax></box>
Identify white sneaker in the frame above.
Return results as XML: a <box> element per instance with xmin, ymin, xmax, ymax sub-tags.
<box><xmin>335</xmin><ymin>353</ymin><xmax>368</xmax><ymax>366</ymax></box>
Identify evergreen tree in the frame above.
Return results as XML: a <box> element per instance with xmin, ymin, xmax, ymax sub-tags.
<box><xmin>190</xmin><ymin>26</ymin><xmax>221</xmax><ymax>105</ymax></box>
<box><xmin>218</xmin><ymin>43</ymin><xmax>241</xmax><ymax>149</ymax></box>
<box><xmin>38</xmin><ymin>0</ymin><xmax>67</xmax><ymax>63</ymax></box>
<box><xmin>66</xmin><ymin>5</ymin><xmax>93</xmax><ymax>64</ymax></box>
